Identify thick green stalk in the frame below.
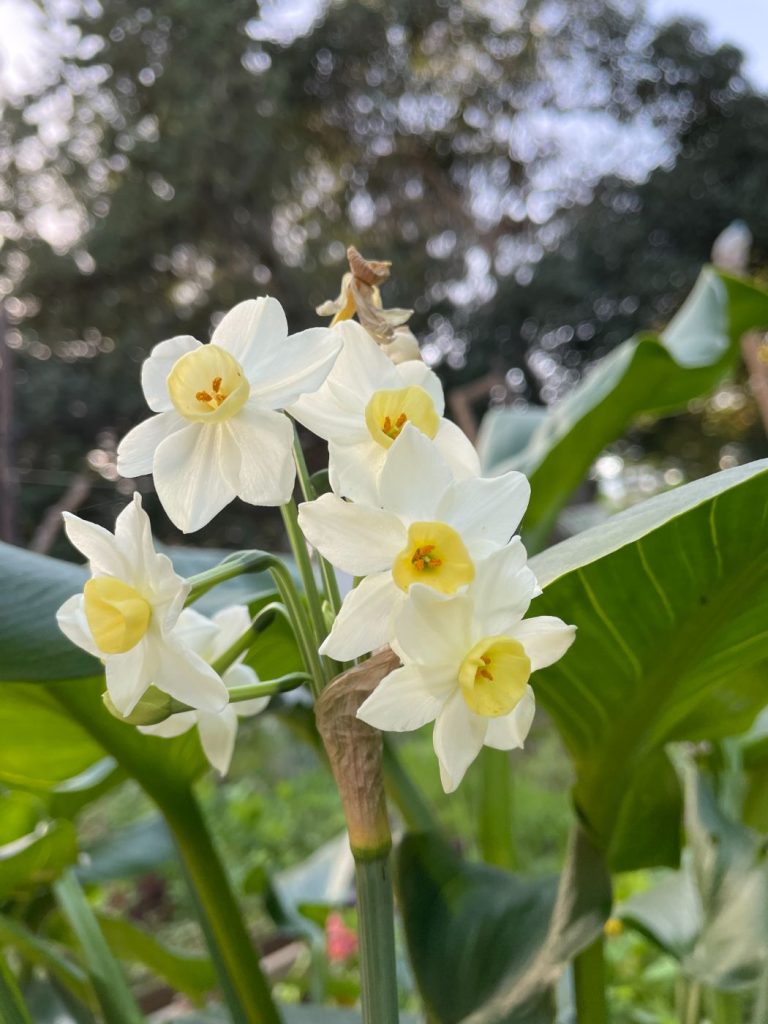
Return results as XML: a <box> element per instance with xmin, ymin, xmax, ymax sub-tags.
<box><xmin>477</xmin><ymin>747</ymin><xmax>517</xmax><ymax>868</ymax></box>
<box><xmin>573</xmin><ymin>936</ymin><xmax>608</xmax><ymax>1024</ymax></box>
<box><xmin>355</xmin><ymin>856</ymin><xmax>400</xmax><ymax>1024</ymax></box>
<box><xmin>52</xmin><ymin>685</ymin><xmax>281</xmax><ymax>1024</ymax></box>
<box><xmin>162</xmin><ymin>789</ymin><xmax>281</xmax><ymax>1024</ymax></box>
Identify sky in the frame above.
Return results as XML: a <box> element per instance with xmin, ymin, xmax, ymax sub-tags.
<box><xmin>1</xmin><ymin>0</ymin><xmax>768</xmax><ymax>97</ymax></box>
<box><xmin>649</xmin><ymin>0</ymin><xmax>768</xmax><ymax>87</ymax></box>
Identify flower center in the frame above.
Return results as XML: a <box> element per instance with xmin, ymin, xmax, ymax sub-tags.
<box><xmin>392</xmin><ymin>522</ymin><xmax>475</xmax><ymax>594</ymax></box>
<box><xmin>458</xmin><ymin>636</ymin><xmax>530</xmax><ymax>717</ymax></box>
<box><xmin>83</xmin><ymin>577</ymin><xmax>152</xmax><ymax>655</ymax></box>
<box><xmin>364</xmin><ymin>386</ymin><xmax>440</xmax><ymax>448</ymax></box>
<box><xmin>167</xmin><ymin>345</ymin><xmax>250</xmax><ymax>422</ymax></box>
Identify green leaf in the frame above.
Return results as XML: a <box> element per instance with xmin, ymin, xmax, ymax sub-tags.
<box><xmin>479</xmin><ymin>269</ymin><xmax>768</xmax><ymax>546</ymax></box>
<box><xmin>529</xmin><ymin>459</ymin><xmax>768</xmax><ymax>870</ymax></box>
<box><xmin>0</xmin><ymin>793</ymin><xmax>78</xmax><ymax>900</ymax></box>
<box><xmin>0</xmin><ymin>914</ymin><xmax>91</xmax><ymax>1005</ymax></box>
<box><xmin>96</xmin><ymin>914</ymin><xmax>216</xmax><ymax>1002</ymax></box>
<box><xmin>396</xmin><ymin>825</ymin><xmax>610</xmax><ymax>1024</ymax></box>
<box><xmin>0</xmin><ymin>956</ymin><xmax>34</xmax><ymax>1024</ymax></box>
<box><xmin>53</xmin><ymin>871</ymin><xmax>145</xmax><ymax>1024</ymax></box>
<box><xmin>620</xmin><ymin>767</ymin><xmax>768</xmax><ymax>991</ymax></box>
<box><xmin>0</xmin><ymin>684</ymin><xmax>106</xmax><ymax>789</ymax></box>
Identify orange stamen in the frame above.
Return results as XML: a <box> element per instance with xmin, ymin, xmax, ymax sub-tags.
<box><xmin>196</xmin><ymin>390</ymin><xmax>213</xmax><ymax>402</ymax></box>
<box><xmin>212</xmin><ymin>376</ymin><xmax>222</xmax><ymax>393</ymax></box>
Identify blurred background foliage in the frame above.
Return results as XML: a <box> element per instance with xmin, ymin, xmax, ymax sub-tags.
<box><xmin>1</xmin><ymin>0</ymin><xmax>768</xmax><ymax>551</ymax></box>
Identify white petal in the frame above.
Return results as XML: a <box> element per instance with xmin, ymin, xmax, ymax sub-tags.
<box><xmin>328</xmin><ymin>440</ymin><xmax>384</xmax><ymax>505</ymax></box>
<box><xmin>172</xmin><ymin>607</ymin><xmax>220</xmax><ymax>659</ymax></box>
<box><xmin>142</xmin><ymin>336</ymin><xmax>202</xmax><ymax>412</ymax></box>
<box><xmin>484</xmin><ymin>686</ymin><xmax>536</xmax><ymax>750</ymax></box>
<box><xmin>153</xmin><ymin>423</ymin><xmax>238</xmax><ymax>533</ymax></box>
<box><xmin>62</xmin><ymin>513</ymin><xmax>126</xmax><ymax>577</ymax></box>
<box><xmin>433</xmin><ymin>692</ymin><xmax>487</xmax><ymax>793</ymax></box>
<box><xmin>117</xmin><ymin>412</ymin><xmax>185</xmax><ymax>478</ymax></box>
<box><xmin>197</xmin><ymin>707</ymin><xmax>239</xmax><ymax>775</ymax></box>
<box><xmin>250</xmin><ymin>327</ymin><xmax>342</xmax><ymax>409</ymax></box>
<box><xmin>105</xmin><ymin>642</ymin><xmax>152</xmax><ymax>716</ymax></box>
<box><xmin>149</xmin><ymin>634</ymin><xmax>229</xmax><ymax>711</ymax></box>
<box><xmin>377</xmin><ymin>425</ymin><xmax>452</xmax><ymax>520</ymax></box>
<box><xmin>56</xmin><ymin>594</ymin><xmax>100</xmax><ymax>657</ymax></box>
<box><xmin>392</xmin><ymin>586</ymin><xmax>472</xmax><ymax>667</ymax></box>
<box><xmin>211</xmin><ymin>606</ymin><xmax>252</xmax><ymax>657</ymax></box>
<box><xmin>470</xmin><ymin>541</ymin><xmax>539</xmax><ymax>635</ymax></box>
<box><xmin>224</xmin><ymin>405</ymin><xmax>295</xmax><ymax>506</ymax></box>
<box><xmin>436</xmin><ymin>471</ymin><xmax>530</xmax><ymax>547</ymax></box>
<box><xmin>357</xmin><ymin>663</ymin><xmax>455</xmax><ymax>732</ymax></box>
<box><xmin>508</xmin><ymin>617</ymin><xmax>577</xmax><ymax>671</ymax></box>
<box><xmin>320</xmin><ymin>574</ymin><xmax>399</xmax><ymax>660</ymax></box>
<box><xmin>298</xmin><ymin>494</ymin><xmax>404</xmax><ymax>575</ymax></box>
<box><xmin>435</xmin><ymin>420</ymin><xmax>481</xmax><ymax>479</ymax></box>
<box><xmin>395</xmin><ymin>361</ymin><xmax>445</xmax><ymax>415</ymax></box>
<box><xmin>210</xmin><ymin>297</ymin><xmax>287</xmax><ymax>377</ymax></box>
<box><xmin>139</xmin><ymin>710</ymin><xmax>198</xmax><ymax>739</ymax></box>
<box><xmin>289</xmin><ymin>321</ymin><xmax>397</xmax><ymax>441</ymax></box>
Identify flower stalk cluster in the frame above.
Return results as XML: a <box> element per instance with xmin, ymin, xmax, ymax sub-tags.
<box><xmin>55</xmin><ymin>247</ymin><xmax>576</xmax><ymax>1024</ymax></box>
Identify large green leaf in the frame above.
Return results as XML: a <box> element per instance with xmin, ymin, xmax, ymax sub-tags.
<box><xmin>77</xmin><ymin>817</ymin><xmax>176</xmax><ymax>884</ymax></box>
<box><xmin>479</xmin><ymin>268</ymin><xmax>768</xmax><ymax>547</ymax></box>
<box><xmin>396</xmin><ymin>826</ymin><xmax>610</xmax><ymax>1024</ymax></box>
<box><xmin>529</xmin><ymin>459</ymin><xmax>768</xmax><ymax>870</ymax></box>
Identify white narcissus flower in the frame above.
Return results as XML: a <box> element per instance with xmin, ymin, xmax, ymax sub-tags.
<box><xmin>357</xmin><ymin>551</ymin><xmax>576</xmax><ymax>793</ymax></box>
<box><xmin>289</xmin><ymin>320</ymin><xmax>480</xmax><ymax>505</ymax></box>
<box><xmin>117</xmin><ymin>298</ymin><xmax>341</xmax><ymax>532</ymax></box>
<box><xmin>140</xmin><ymin>606</ymin><xmax>269</xmax><ymax>776</ymax></box>
<box><xmin>299</xmin><ymin>425</ymin><xmax>531</xmax><ymax>660</ymax></box>
<box><xmin>56</xmin><ymin>494</ymin><xmax>228</xmax><ymax>717</ymax></box>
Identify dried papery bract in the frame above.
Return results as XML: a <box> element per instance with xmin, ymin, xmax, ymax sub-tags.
<box><xmin>315</xmin><ymin>646</ymin><xmax>400</xmax><ymax>858</ymax></box>
<box><xmin>317</xmin><ymin>246</ymin><xmax>421</xmax><ymax>363</ymax></box>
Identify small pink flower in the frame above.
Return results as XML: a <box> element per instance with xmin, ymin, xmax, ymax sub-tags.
<box><xmin>325</xmin><ymin>912</ymin><xmax>358</xmax><ymax>962</ymax></box>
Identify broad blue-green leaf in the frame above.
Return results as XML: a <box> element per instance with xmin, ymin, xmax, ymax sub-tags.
<box><xmin>396</xmin><ymin>826</ymin><xmax>610</xmax><ymax>1024</ymax></box>
<box><xmin>620</xmin><ymin>768</ymin><xmax>768</xmax><ymax>991</ymax></box>
<box><xmin>77</xmin><ymin>817</ymin><xmax>176</xmax><ymax>884</ymax></box>
<box><xmin>479</xmin><ymin>269</ymin><xmax>768</xmax><ymax>546</ymax></box>
<box><xmin>529</xmin><ymin>460</ymin><xmax>768</xmax><ymax>870</ymax></box>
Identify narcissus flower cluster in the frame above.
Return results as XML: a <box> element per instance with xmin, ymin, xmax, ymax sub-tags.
<box><xmin>57</xmin><ymin>286</ymin><xmax>575</xmax><ymax>791</ymax></box>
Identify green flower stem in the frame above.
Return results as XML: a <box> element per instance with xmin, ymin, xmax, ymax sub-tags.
<box><xmin>685</xmin><ymin>982</ymin><xmax>702</xmax><ymax>1024</ymax></box>
<box><xmin>753</xmin><ymin>967</ymin><xmax>768</xmax><ymax>1024</ymax></box>
<box><xmin>163</xmin><ymin>790</ymin><xmax>282</xmax><ymax>1024</ymax></box>
<box><xmin>210</xmin><ymin>602</ymin><xmax>288</xmax><ymax>676</ymax></box>
<box><xmin>268</xmin><ymin>558</ymin><xmax>326</xmax><ymax>697</ymax></box>
<box><xmin>477</xmin><ymin>747</ymin><xmax>518</xmax><ymax>869</ymax></box>
<box><xmin>573</xmin><ymin>935</ymin><xmax>608</xmax><ymax>1024</ymax></box>
<box><xmin>226</xmin><ymin>672</ymin><xmax>310</xmax><ymax>702</ymax></box>
<box><xmin>185</xmin><ymin>550</ymin><xmax>274</xmax><ymax>605</ymax></box>
<box><xmin>280</xmin><ymin>499</ymin><xmax>327</xmax><ymax>644</ymax></box>
<box><xmin>292</xmin><ymin>431</ymin><xmax>343</xmax><ymax>615</ymax></box>
<box><xmin>382</xmin><ymin>737</ymin><xmax>439</xmax><ymax>832</ymax></box>
<box><xmin>355</xmin><ymin>855</ymin><xmax>400</xmax><ymax>1024</ymax></box>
